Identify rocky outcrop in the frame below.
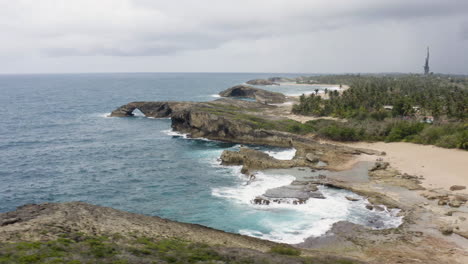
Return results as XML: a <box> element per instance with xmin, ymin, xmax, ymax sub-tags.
<box><xmin>258</xmin><ymin>183</ymin><xmax>325</xmax><ymax>205</ymax></box>
<box><xmin>110</xmin><ymin>101</ymin><xmax>196</xmax><ymax>117</ymax></box>
<box><xmin>0</xmin><ymin>202</ymin><xmax>277</xmax><ymax>250</ymax></box>
<box><xmin>305</xmin><ymin>153</ymin><xmax>320</xmax><ymax>163</ymax></box>
<box><xmin>246</xmin><ymin>79</ymin><xmax>279</xmax><ymax>85</ymax></box>
<box><xmin>219</xmin><ymin>85</ymin><xmax>286</xmax><ymax>104</ymax></box>
<box><xmin>421</xmin><ymin>189</ymin><xmax>468</xmax><ymax>208</ymax></box>
<box><xmin>172</xmin><ymin>109</ymin><xmax>295</xmax><ymax>147</ymax></box>
<box><xmin>369</xmin><ymin>161</ymin><xmax>389</xmax><ymax>171</ymax></box>
<box><xmin>450</xmin><ymin>185</ymin><xmax>466</xmax><ymax>191</ymax></box>
<box><xmin>220</xmin><ymin>147</ymin><xmax>323</xmax><ymax>173</ymax></box>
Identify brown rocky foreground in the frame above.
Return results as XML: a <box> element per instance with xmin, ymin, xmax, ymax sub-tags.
<box><xmin>0</xmin><ymin>202</ymin><xmax>364</xmax><ymax>264</ymax></box>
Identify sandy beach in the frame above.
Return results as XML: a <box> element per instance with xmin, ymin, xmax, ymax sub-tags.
<box><xmin>345</xmin><ymin>142</ymin><xmax>468</xmax><ymax>194</ymax></box>
<box><xmin>279</xmin><ymin>82</ymin><xmax>349</xmax><ymax>100</ymax></box>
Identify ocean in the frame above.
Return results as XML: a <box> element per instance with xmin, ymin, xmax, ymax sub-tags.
<box><xmin>0</xmin><ymin>72</ymin><xmax>401</xmax><ymax>244</ymax></box>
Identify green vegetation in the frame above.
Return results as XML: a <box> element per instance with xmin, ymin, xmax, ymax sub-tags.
<box><xmin>290</xmin><ymin>74</ymin><xmax>468</xmax><ymax>149</ymax></box>
<box><xmin>0</xmin><ymin>233</ymin><xmax>360</xmax><ymax>264</ymax></box>
<box><xmin>293</xmin><ymin>75</ymin><xmax>467</xmax><ymax>120</ymax></box>
<box><xmin>281</xmin><ymin>119</ymin><xmax>467</xmax><ymax>149</ymax></box>
<box><xmin>269</xmin><ymin>245</ymin><xmax>301</xmax><ymax>256</ymax></box>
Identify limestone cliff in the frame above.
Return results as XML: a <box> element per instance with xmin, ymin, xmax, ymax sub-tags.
<box><xmin>110</xmin><ymin>101</ymin><xmax>196</xmax><ymax>117</ymax></box>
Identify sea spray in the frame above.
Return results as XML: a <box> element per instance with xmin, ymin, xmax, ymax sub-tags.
<box><xmin>263</xmin><ymin>148</ymin><xmax>296</xmax><ymax>160</ymax></box>
<box><xmin>160</xmin><ymin>126</ymin><xmax>403</xmax><ymax>244</ymax></box>
<box><xmin>212</xmin><ymin>167</ymin><xmax>403</xmax><ymax>244</ymax></box>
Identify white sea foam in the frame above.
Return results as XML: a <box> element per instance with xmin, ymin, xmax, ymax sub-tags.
<box><xmin>132</xmin><ymin>108</ymin><xmax>146</xmax><ymax>117</ymax></box>
<box><xmin>97</xmin><ymin>113</ymin><xmax>111</xmax><ymax>118</ymax></box>
<box><xmin>211</xmin><ymin>94</ymin><xmax>221</xmax><ymax>98</ymax></box>
<box><xmin>270</xmin><ymin>102</ymin><xmax>294</xmax><ymax>106</ymax></box>
<box><xmin>212</xmin><ymin>171</ymin><xmax>295</xmax><ymax>205</ymax></box>
<box><xmin>264</xmin><ymin>148</ymin><xmax>296</xmax><ymax>160</ymax></box>
<box><xmin>161</xmin><ymin>129</ymin><xmax>189</xmax><ymax>138</ymax></box>
<box><xmin>285</xmin><ymin>91</ymin><xmax>319</xmax><ymax>96</ymax></box>
<box><xmin>211</xmin><ymin>168</ymin><xmax>403</xmax><ymax>244</ymax></box>
<box><xmin>161</xmin><ymin>129</ymin><xmax>215</xmax><ymax>142</ymax></box>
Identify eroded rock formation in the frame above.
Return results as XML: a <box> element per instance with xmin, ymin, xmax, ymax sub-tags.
<box><xmin>110</xmin><ymin>101</ymin><xmax>196</xmax><ymax>117</ymax></box>
<box><xmin>219</xmin><ymin>85</ymin><xmax>286</xmax><ymax>104</ymax></box>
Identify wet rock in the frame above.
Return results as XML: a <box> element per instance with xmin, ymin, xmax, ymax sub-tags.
<box><xmin>364</xmin><ymin>204</ymin><xmax>385</xmax><ymax>211</ymax></box>
<box><xmin>374</xmin><ymin>205</ymin><xmax>385</xmax><ymax>212</ymax></box>
<box><xmin>253</xmin><ymin>197</ymin><xmax>271</xmax><ymax>205</ymax></box>
<box><xmin>263</xmin><ymin>184</ymin><xmax>324</xmax><ymax>200</ymax></box>
<box><xmin>345</xmin><ymin>196</ymin><xmax>360</xmax><ymax>202</ymax></box>
<box><xmin>450</xmin><ymin>185</ymin><xmax>466</xmax><ymax>191</ymax></box>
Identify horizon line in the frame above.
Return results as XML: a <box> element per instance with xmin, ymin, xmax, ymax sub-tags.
<box><xmin>0</xmin><ymin>71</ymin><xmax>466</xmax><ymax>76</ymax></box>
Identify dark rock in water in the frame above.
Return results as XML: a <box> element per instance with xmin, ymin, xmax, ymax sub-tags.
<box><xmin>263</xmin><ymin>184</ymin><xmax>324</xmax><ymax>200</ymax></box>
<box><xmin>246</xmin><ymin>79</ymin><xmax>279</xmax><ymax>85</ymax></box>
<box><xmin>366</xmin><ymin>217</ymin><xmax>386</xmax><ymax>229</ymax></box>
<box><xmin>253</xmin><ymin>197</ymin><xmax>271</xmax><ymax>205</ymax></box>
<box><xmin>252</xmin><ymin>181</ymin><xmax>324</xmax><ymax>206</ymax></box>
<box><xmin>219</xmin><ymin>85</ymin><xmax>286</xmax><ymax>104</ymax></box>
<box><xmin>450</xmin><ymin>185</ymin><xmax>466</xmax><ymax>191</ymax></box>
<box><xmin>374</xmin><ymin>205</ymin><xmax>385</xmax><ymax>211</ymax></box>
<box><xmin>364</xmin><ymin>204</ymin><xmax>385</xmax><ymax>211</ymax></box>
<box><xmin>346</xmin><ymin>196</ymin><xmax>360</xmax><ymax>202</ymax></box>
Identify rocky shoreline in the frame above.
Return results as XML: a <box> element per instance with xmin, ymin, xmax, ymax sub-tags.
<box><xmin>107</xmin><ymin>82</ymin><xmax>468</xmax><ymax>263</ymax></box>
<box><xmin>2</xmin><ymin>81</ymin><xmax>466</xmax><ymax>263</ymax></box>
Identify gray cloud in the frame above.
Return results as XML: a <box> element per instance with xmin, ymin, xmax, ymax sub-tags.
<box><xmin>0</xmin><ymin>0</ymin><xmax>467</xmax><ymax>73</ymax></box>
<box><xmin>462</xmin><ymin>22</ymin><xmax>468</xmax><ymax>39</ymax></box>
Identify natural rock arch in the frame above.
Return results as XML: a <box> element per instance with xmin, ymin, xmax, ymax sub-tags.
<box><xmin>110</xmin><ymin>102</ymin><xmax>196</xmax><ymax>118</ymax></box>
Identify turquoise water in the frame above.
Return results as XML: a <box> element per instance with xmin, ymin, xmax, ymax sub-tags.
<box><xmin>0</xmin><ymin>73</ymin><xmax>401</xmax><ymax>243</ymax></box>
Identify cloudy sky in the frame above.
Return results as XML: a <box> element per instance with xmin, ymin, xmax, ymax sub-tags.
<box><xmin>1</xmin><ymin>0</ymin><xmax>467</xmax><ymax>74</ymax></box>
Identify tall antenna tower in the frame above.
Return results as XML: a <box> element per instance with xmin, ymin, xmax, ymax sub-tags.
<box><xmin>424</xmin><ymin>47</ymin><xmax>430</xmax><ymax>75</ymax></box>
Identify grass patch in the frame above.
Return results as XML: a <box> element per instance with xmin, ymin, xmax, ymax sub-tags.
<box><xmin>270</xmin><ymin>245</ymin><xmax>301</xmax><ymax>256</ymax></box>
<box><xmin>0</xmin><ymin>234</ymin><xmax>365</xmax><ymax>264</ymax></box>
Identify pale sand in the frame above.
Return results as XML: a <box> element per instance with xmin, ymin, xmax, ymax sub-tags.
<box><xmin>345</xmin><ymin>142</ymin><xmax>468</xmax><ymax>194</ymax></box>
<box><xmin>279</xmin><ymin>83</ymin><xmax>349</xmax><ymax>100</ymax></box>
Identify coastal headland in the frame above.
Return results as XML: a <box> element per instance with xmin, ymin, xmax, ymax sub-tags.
<box><xmin>2</xmin><ymin>76</ymin><xmax>467</xmax><ymax>263</ymax></box>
